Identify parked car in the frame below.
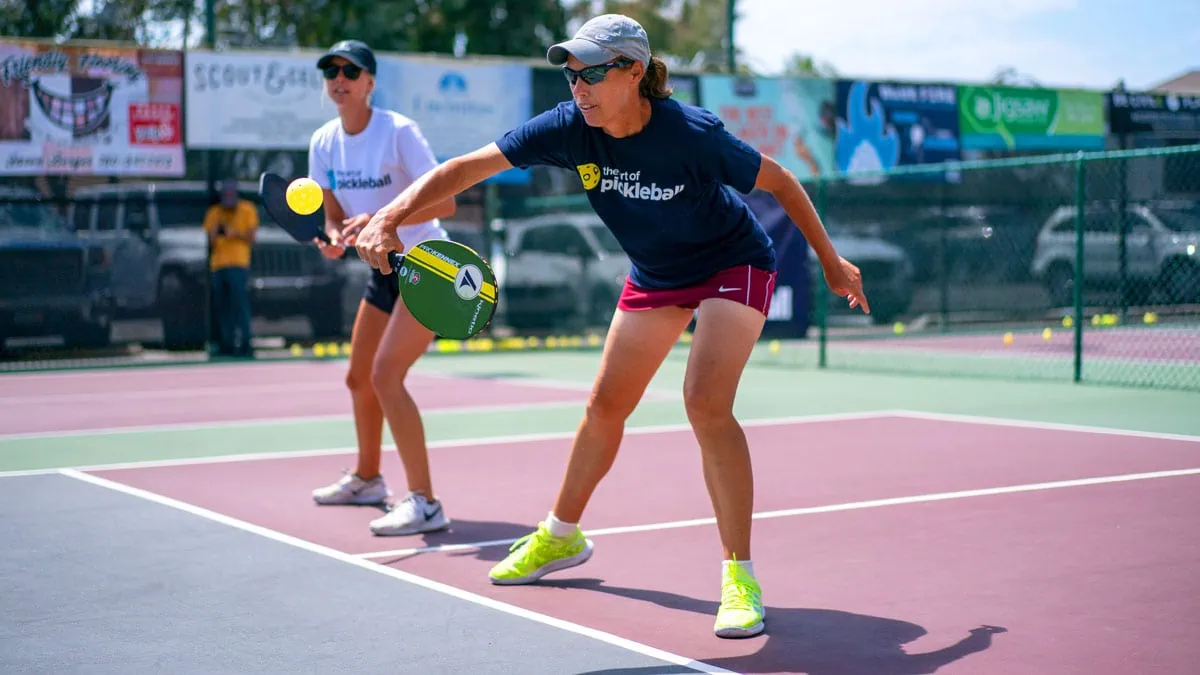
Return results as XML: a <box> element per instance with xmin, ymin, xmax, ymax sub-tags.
<box><xmin>1030</xmin><ymin>200</ymin><xmax>1200</xmax><ymax>306</ymax></box>
<box><xmin>886</xmin><ymin>205</ymin><xmax>1043</xmax><ymax>285</ymax></box>
<box><xmin>813</xmin><ymin>221</ymin><xmax>915</xmax><ymax>324</ymax></box>
<box><xmin>489</xmin><ymin>212</ymin><xmax>630</xmax><ymax>331</ymax></box>
<box><xmin>69</xmin><ymin>181</ymin><xmax>347</xmax><ymax>350</ymax></box>
<box><xmin>0</xmin><ymin>187</ymin><xmax>112</xmax><ymax>349</ymax></box>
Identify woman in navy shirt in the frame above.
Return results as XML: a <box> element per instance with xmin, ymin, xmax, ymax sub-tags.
<box><xmin>353</xmin><ymin>14</ymin><xmax>869</xmax><ymax>639</ymax></box>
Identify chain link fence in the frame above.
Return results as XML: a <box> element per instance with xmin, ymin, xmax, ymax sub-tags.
<box><xmin>754</xmin><ymin>143</ymin><xmax>1200</xmax><ymax>391</ymax></box>
<box><xmin>6</xmin><ymin>144</ymin><xmax>1196</xmax><ymax>392</ymax></box>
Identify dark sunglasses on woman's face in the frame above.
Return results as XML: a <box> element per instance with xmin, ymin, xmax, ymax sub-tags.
<box><xmin>561</xmin><ymin>58</ymin><xmax>633</xmax><ymax>86</ymax></box>
<box><xmin>323</xmin><ymin>64</ymin><xmax>363</xmax><ymax>81</ymax></box>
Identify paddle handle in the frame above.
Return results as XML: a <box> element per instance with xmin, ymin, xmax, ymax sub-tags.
<box><xmin>388</xmin><ymin>251</ymin><xmax>404</xmax><ymax>273</ymax></box>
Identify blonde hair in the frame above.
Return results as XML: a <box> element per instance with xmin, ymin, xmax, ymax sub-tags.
<box><xmin>638</xmin><ymin>56</ymin><xmax>673</xmax><ymax>99</ymax></box>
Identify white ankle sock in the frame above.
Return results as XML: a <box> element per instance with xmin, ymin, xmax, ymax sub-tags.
<box><xmin>545</xmin><ymin>512</ymin><xmax>577</xmax><ymax>538</ymax></box>
<box><xmin>725</xmin><ymin>559</ymin><xmax>755</xmax><ymax>578</ymax></box>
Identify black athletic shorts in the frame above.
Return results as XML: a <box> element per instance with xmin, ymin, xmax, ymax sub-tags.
<box><xmin>363</xmin><ymin>261</ymin><xmax>403</xmax><ymax>314</ymax></box>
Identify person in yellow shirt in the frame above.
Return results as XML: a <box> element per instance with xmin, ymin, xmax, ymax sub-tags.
<box><xmin>203</xmin><ymin>178</ymin><xmax>258</xmax><ymax>356</ymax></box>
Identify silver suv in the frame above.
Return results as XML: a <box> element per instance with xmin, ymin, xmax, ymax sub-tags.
<box><xmin>489</xmin><ymin>213</ymin><xmax>630</xmax><ymax>331</ymax></box>
<box><xmin>1030</xmin><ymin>201</ymin><xmax>1200</xmax><ymax>306</ymax></box>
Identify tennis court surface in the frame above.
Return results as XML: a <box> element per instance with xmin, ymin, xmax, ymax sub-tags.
<box><xmin>3</xmin><ymin>351</ymin><xmax>1198</xmax><ymax>674</ymax></box>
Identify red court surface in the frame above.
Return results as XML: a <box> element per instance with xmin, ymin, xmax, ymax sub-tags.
<box><xmin>87</xmin><ymin>415</ymin><xmax>1200</xmax><ymax>674</ymax></box>
<box><xmin>0</xmin><ymin>361</ymin><xmax>588</xmax><ymax>435</ymax></box>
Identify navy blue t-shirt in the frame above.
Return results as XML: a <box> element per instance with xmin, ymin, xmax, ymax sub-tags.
<box><xmin>495</xmin><ymin>97</ymin><xmax>776</xmax><ymax>289</ymax></box>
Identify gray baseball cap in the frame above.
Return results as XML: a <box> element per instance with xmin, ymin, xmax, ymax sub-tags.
<box><xmin>547</xmin><ymin>14</ymin><xmax>651</xmax><ymax>67</ymax></box>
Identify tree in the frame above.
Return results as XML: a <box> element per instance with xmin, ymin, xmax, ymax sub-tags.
<box><xmin>0</xmin><ymin>0</ymin><xmax>80</xmax><ymax>40</ymax></box>
<box><xmin>212</xmin><ymin>0</ymin><xmax>567</xmax><ymax>57</ymax></box>
<box><xmin>565</xmin><ymin>0</ymin><xmax>742</xmax><ymax>73</ymax></box>
<box><xmin>990</xmin><ymin>66</ymin><xmax>1041</xmax><ymax>88</ymax></box>
<box><xmin>782</xmin><ymin>52</ymin><xmax>837</xmax><ymax>78</ymax></box>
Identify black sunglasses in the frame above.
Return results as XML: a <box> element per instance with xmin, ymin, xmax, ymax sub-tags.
<box><xmin>323</xmin><ymin>63</ymin><xmax>363</xmax><ymax>81</ymax></box>
<box><xmin>561</xmin><ymin>58</ymin><xmax>633</xmax><ymax>86</ymax></box>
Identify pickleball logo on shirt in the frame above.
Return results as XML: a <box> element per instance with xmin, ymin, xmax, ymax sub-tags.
<box><xmin>589</xmin><ymin>166</ymin><xmax>685</xmax><ymax>201</ymax></box>
<box><xmin>576</xmin><ymin>163</ymin><xmax>601</xmax><ymax>190</ymax></box>
<box><xmin>326</xmin><ymin>169</ymin><xmax>393</xmax><ymax>190</ymax></box>
<box><xmin>454</xmin><ymin>264</ymin><xmax>482</xmax><ymax>300</ymax></box>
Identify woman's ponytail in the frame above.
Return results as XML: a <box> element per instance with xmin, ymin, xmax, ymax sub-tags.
<box><xmin>638</xmin><ymin>56</ymin><xmax>673</xmax><ymax>99</ymax></box>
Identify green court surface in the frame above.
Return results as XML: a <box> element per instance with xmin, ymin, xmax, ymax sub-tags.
<box><xmin>2</xmin><ymin>345</ymin><xmax>1197</xmax><ymax>474</ymax></box>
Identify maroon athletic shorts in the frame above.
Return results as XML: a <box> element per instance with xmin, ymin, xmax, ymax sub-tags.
<box><xmin>617</xmin><ymin>265</ymin><xmax>777</xmax><ymax>318</ymax></box>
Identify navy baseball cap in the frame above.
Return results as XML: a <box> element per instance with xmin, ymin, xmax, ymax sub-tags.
<box><xmin>547</xmin><ymin>14</ymin><xmax>651</xmax><ymax>67</ymax></box>
<box><xmin>317</xmin><ymin>40</ymin><xmax>377</xmax><ymax>75</ymax></box>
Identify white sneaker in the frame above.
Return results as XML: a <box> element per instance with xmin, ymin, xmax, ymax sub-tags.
<box><xmin>312</xmin><ymin>472</ymin><xmax>391</xmax><ymax>506</ymax></box>
<box><xmin>369</xmin><ymin>492</ymin><xmax>451</xmax><ymax>536</ymax></box>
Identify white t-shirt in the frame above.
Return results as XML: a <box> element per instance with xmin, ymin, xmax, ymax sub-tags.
<box><xmin>308</xmin><ymin>107</ymin><xmax>446</xmax><ymax>252</ymax></box>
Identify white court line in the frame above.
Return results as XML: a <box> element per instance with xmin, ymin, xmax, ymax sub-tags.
<box><xmin>0</xmin><ymin>410</ymin><xmax>897</xmax><ymax>478</ymax></box>
<box><xmin>890</xmin><ymin>410</ymin><xmax>1200</xmax><ymax>443</ymax></box>
<box><xmin>58</xmin><ymin>468</ymin><xmax>737</xmax><ymax>675</ymax></box>
<box><xmin>0</xmin><ymin>399</ymin><xmax>601</xmax><ymax>443</ymax></box>
<box><xmin>356</xmin><ymin>466</ymin><xmax>1200</xmax><ymax>560</ymax></box>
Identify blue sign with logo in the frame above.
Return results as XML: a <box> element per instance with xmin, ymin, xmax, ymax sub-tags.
<box><xmin>834</xmin><ymin>80</ymin><xmax>961</xmax><ymax>183</ymax></box>
<box><xmin>375</xmin><ymin>57</ymin><xmax>532</xmax><ymax>184</ymax></box>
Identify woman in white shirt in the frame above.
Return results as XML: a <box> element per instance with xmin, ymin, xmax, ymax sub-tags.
<box><xmin>306</xmin><ymin>40</ymin><xmax>457</xmax><ymax>537</ymax></box>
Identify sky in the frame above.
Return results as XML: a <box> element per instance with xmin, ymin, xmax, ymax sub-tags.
<box><xmin>734</xmin><ymin>0</ymin><xmax>1200</xmax><ymax>90</ymax></box>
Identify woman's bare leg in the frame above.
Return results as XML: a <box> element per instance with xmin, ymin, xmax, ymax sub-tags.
<box><xmin>310</xmin><ymin>300</ymin><xmax>391</xmax><ymax>506</ymax></box>
<box><xmin>551</xmin><ymin>305</ymin><xmax>695</xmax><ymax>522</ymax></box>
<box><xmin>347</xmin><ymin>301</ymin><xmax>391</xmax><ymax>479</ymax></box>
<box><xmin>683</xmin><ymin>298</ymin><xmax>766</xmax><ymax>561</ymax></box>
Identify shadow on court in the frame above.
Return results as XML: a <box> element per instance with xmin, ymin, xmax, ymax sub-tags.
<box><xmin>543</xmin><ymin>578</ymin><xmax>1006</xmax><ymax>675</ymax></box>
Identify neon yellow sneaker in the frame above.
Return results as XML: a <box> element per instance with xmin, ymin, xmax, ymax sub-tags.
<box><xmin>714</xmin><ymin>561</ymin><xmax>765</xmax><ymax>638</ymax></box>
<box><xmin>488</xmin><ymin>522</ymin><xmax>594</xmax><ymax>585</ymax></box>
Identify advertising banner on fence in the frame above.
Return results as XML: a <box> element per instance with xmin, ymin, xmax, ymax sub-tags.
<box><xmin>958</xmin><ymin>85</ymin><xmax>1105</xmax><ymax>151</ymax></box>
<box><xmin>834</xmin><ymin>80</ymin><xmax>961</xmax><ymax>183</ymax></box>
<box><xmin>741</xmin><ymin>190</ymin><xmax>812</xmax><ymax>338</ymax></box>
<box><xmin>0</xmin><ymin>40</ymin><xmax>183</xmax><ymax>176</ymax></box>
<box><xmin>699</xmin><ymin>75</ymin><xmax>835</xmax><ymax>182</ymax></box>
<box><xmin>185</xmin><ymin>50</ymin><xmax>333</xmax><ymax>150</ymax></box>
<box><xmin>374</xmin><ymin>56</ymin><xmax>531</xmax><ymax>183</ymax></box>
<box><xmin>1108</xmin><ymin>91</ymin><xmax>1200</xmax><ymax>136</ymax></box>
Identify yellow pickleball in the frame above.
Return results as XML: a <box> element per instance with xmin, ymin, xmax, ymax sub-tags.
<box><xmin>286</xmin><ymin>177</ymin><xmax>323</xmax><ymax>215</ymax></box>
